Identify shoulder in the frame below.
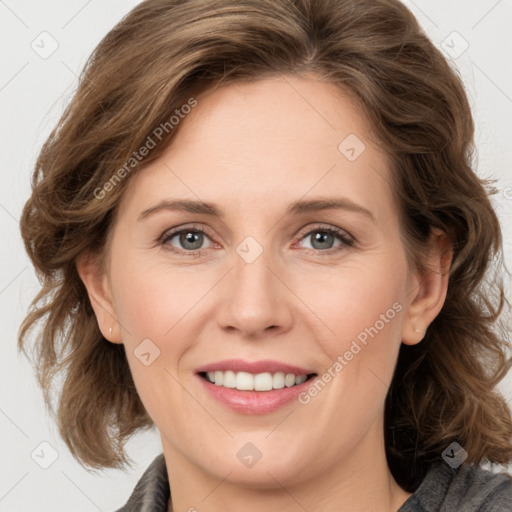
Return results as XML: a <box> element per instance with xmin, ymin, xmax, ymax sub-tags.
<box><xmin>399</xmin><ymin>461</ymin><xmax>512</xmax><ymax>512</ymax></box>
<box><xmin>114</xmin><ymin>453</ymin><xmax>170</xmax><ymax>512</ymax></box>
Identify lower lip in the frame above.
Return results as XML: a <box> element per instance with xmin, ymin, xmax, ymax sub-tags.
<box><xmin>197</xmin><ymin>374</ymin><xmax>317</xmax><ymax>415</ymax></box>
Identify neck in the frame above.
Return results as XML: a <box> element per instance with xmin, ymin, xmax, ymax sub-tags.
<box><xmin>162</xmin><ymin>421</ymin><xmax>412</xmax><ymax>512</ymax></box>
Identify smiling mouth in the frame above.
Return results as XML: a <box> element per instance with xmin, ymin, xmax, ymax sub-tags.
<box><xmin>198</xmin><ymin>371</ymin><xmax>317</xmax><ymax>391</ymax></box>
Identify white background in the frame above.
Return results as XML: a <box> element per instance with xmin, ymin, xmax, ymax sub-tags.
<box><xmin>1</xmin><ymin>1</ymin><xmax>511</xmax><ymax>510</ymax></box>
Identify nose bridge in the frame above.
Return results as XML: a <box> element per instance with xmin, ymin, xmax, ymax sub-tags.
<box><xmin>216</xmin><ymin>239</ymin><xmax>292</xmax><ymax>336</ymax></box>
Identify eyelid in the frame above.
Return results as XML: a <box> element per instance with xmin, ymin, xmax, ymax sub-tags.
<box><xmin>158</xmin><ymin>224</ymin><xmax>215</xmax><ymax>256</ymax></box>
<box><xmin>293</xmin><ymin>223</ymin><xmax>355</xmax><ymax>252</ymax></box>
<box><xmin>159</xmin><ymin>223</ymin><xmax>212</xmax><ymax>244</ymax></box>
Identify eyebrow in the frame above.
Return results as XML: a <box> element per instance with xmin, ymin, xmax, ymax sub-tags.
<box><xmin>137</xmin><ymin>197</ymin><xmax>376</xmax><ymax>224</ymax></box>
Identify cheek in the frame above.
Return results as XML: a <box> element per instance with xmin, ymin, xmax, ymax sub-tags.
<box><xmin>109</xmin><ymin>261</ymin><xmax>200</xmax><ymax>425</ymax></box>
<box><xmin>109</xmin><ymin>256</ymin><xmax>216</xmax><ymax>403</ymax></box>
<box><xmin>111</xmin><ymin>253</ymin><xmax>197</xmax><ymax>340</ymax></box>
<box><xmin>301</xmin><ymin>253</ymin><xmax>408</xmax><ymax>405</ymax></box>
<box><xmin>309</xmin><ymin>260</ymin><xmax>406</xmax><ymax>347</ymax></box>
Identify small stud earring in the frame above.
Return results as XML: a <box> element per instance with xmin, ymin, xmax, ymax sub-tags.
<box><xmin>414</xmin><ymin>326</ymin><xmax>427</xmax><ymax>341</ymax></box>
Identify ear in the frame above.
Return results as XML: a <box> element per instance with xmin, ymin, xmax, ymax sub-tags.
<box><xmin>76</xmin><ymin>252</ymin><xmax>123</xmax><ymax>344</ymax></box>
<box><xmin>401</xmin><ymin>229</ymin><xmax>453</xmax><ymax>345</ymax></box>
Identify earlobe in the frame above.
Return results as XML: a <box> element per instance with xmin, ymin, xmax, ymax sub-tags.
<box><xmin>76</xmin><ymin>252</ymin><xmax>123</xmax><ymax>344</ymax></box>
<box><xmin>401</xmin><ymin>229</ymin><xmax>453</xmax><ymax>346</ymax></box>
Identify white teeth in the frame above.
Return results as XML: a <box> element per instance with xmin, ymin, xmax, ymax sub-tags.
<box><xmin>254</xmin><ymin>372</ymin><xmax>273</xmax><ymax>391</ymax></box>
<box><xmin>204</xmin><ymin>370</ymin><xmax>310</xmax><ymax>391</ymax></box>
<box><xmin>272</xmin><ymin>372</ymin><xmax>285</xmax><ymax>389</ymax></box>
<box><xmin>236</xmin><ymin>371</ymin><xmax>254</xmax><ymax>390</ymax></box>
<box><xmin>222</xmin><ymin>370</ymin><xmax>236</xmax><ymax>388</ymax></box>
<box><xmin>295</xmin><ymin>375</ymin><xmax>307</xmax><ymax>385</ymax></box>
<box><xmin>214</xmin><ymin>370</ymin><xmax>223</xmax><ymax>386</ymax></box>
<box><xmin>284</xmin><ymin>373</ymin><xmax>296</xmax><ymax>387</ymax></box>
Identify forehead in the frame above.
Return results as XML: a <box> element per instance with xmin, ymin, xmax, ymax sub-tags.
<box><xmin>118</xmin><ymin>75</ymin><xmax>394</xmax><ymax>221</ymax></box>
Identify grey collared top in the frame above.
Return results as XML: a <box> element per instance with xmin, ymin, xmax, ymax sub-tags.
<box><xmin>115</xmin><ymin>454</ymin><xmax>512</xmax><ymax>511</ymax></box>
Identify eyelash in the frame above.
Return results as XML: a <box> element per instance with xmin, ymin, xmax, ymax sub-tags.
<box><xmin>158</xmin><ymin>223</ymin><xmax>355</xmax><ymax>257</ymax></box>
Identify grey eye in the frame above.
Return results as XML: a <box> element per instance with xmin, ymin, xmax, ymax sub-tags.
<box><xmin>163</xmin><ymin>229</ymin><xmax>212</xmax><ymax>251</ymax></box>
<box><xmin>178</xmin><ymin>231</ymin><xmax>205</xmax><ymax>250</ymax></box>
<box><xmin>307</xmin><ymin>231</ymin><xmax>337</xmax><ymax>250</ymax></box>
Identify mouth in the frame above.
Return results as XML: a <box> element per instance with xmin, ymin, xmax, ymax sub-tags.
<box><xmin>194</xmin><ymin>359</ymin><xmax>319</xmax><ymax>414</ymax></box>
<box><xmin>198</xmin><ymin>370</ymin><xmax>317</xmax><ymax>391</ymax></box>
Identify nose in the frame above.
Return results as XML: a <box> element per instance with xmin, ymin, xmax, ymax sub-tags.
<box><xmin>216</xmin><ymin>248</ymin><xmax>294</xmax><ymax>339</ymax></box>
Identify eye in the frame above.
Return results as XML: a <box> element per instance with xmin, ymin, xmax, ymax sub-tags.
<box><xmin>159</xmin><ymin>224</ymin><xmax>354</xmax><ymax>256</ymax></box>
<box><xmin>296</xmin><ymin>225</ymin><xmax>354</xmax><ymax>253</ymax></box>
<box><xmin>160</xmin><ymin>225</ymin><xmax>213</xmax><ymax>254</ymax></box>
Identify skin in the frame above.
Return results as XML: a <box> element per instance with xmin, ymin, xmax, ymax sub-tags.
<box><xmin>78</xmin><ymin>75</ymin><xmax>452</xmax><ymax>512</ymax></box>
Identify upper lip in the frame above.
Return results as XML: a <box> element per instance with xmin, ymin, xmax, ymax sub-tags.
<box><xmin>195</xmin><ymin>359</ymin><xmax>315</xmax><ymax>376</ymax></box>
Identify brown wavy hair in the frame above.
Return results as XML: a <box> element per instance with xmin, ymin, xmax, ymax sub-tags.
<box><xmin>18</xmin><ymin>0</ymin><xmax>512</xmax><ymax>491</ymax></box>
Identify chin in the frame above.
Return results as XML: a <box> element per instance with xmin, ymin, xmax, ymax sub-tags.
<box><xmin>192</xmin><ymin>435</ymin><xmax>317</xmax><ymax>489</ymax></box>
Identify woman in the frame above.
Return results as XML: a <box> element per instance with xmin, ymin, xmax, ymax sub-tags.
<box><xmin>19</xmin><ymin>0</ymin><xmax>512</xmax><ymax>510</ymax></box>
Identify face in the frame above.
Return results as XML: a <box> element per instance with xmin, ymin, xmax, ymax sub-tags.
<box><xmin>91</xmin><ymin>75</ymin><xmax>427</xmax><ymax>486</ymax></box>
